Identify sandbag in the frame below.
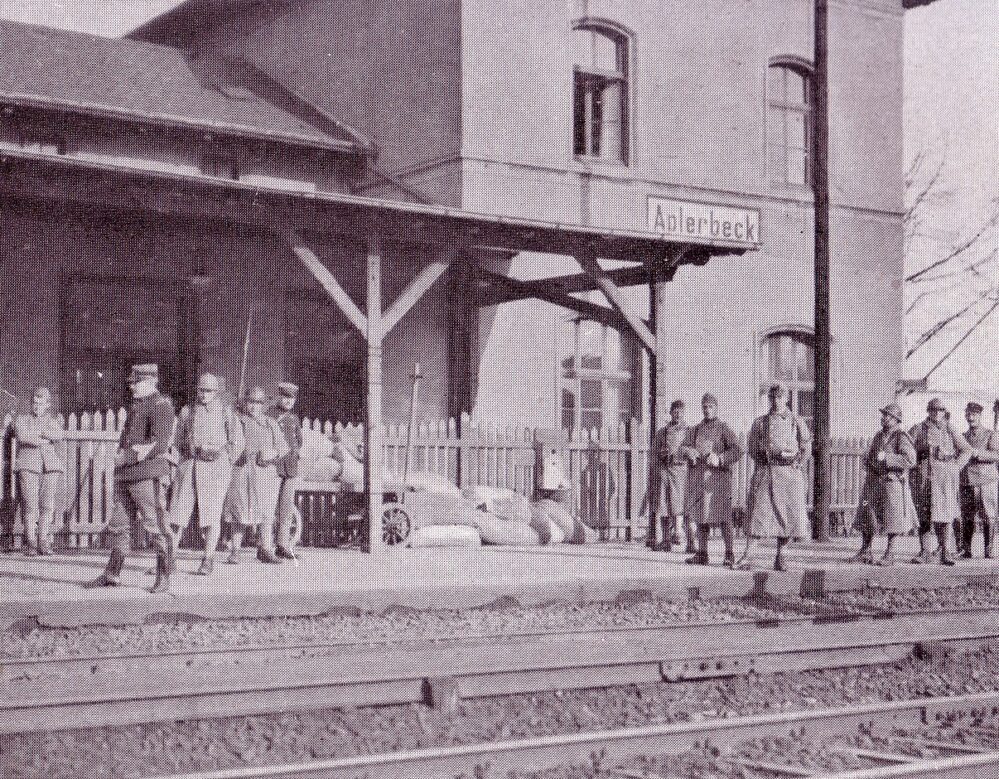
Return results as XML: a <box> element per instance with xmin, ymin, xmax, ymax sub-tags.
<box><xmin>535</xmin><ymin>499</ymin><xmax>576</xmax><ymax>539</ymax></box>
<box><xmin>408</xmin><ymin>525</ymin><xmax>482</xmax><ymax>548</ymax></box>
<box><xmin>528</xmin><ymin>503</ymin><xmax>565</xmax><ymax>545</ymax></box>
<box><xmin>333</xmin><ymin>440</ymin><xmax>365</xmax><ymax>490</ymax></box>
<box><xmin>299</xmin><ymin>456</ymin><xmax>343</xmax><ymax>483</ymax></box>
<box><xmin>566</xmin><ymin>517</ymin><xmax>601</xmax><ymax>545</ymax></box>
<box><xmin>404</xmin><ymin>471</ymin><xmax>461</xmax><ymax>496</ymax></box>
<box><xmin>403</xmin><ymin>491</ymin><xmax>482</xmax><ymax>528</ymax></box>
<box><xmin>462</xmin><ymin>486</ymin><xmax>532</xmax><ymax>524</ymax></box>
<box><xmin>475</xmin><ymin>512</ymin><xmax>541</xmax><ymax>545</ymax></box>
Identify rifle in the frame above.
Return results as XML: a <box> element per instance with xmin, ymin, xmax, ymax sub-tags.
<box><xmin>237</xmin><ymin>310</ymin><xmax>253</xmax><ymax>403</ymax></box>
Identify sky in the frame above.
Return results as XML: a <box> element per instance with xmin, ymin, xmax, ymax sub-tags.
<box><xmin>0</xmin><ymin>0</ymin><xmax>995</xmax><ymax>392</ymax></box>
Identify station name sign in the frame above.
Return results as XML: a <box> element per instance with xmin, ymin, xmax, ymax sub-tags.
<box><xmin>648</xmin><ymin>196</ymin><xmax>761</xmax><ymax>247</ymax></box>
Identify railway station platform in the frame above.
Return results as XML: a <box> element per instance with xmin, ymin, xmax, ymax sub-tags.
<box><xmin>2</xmin><ymin>536</ymin><xmax>998</xmax><ymax>629</ymax></box>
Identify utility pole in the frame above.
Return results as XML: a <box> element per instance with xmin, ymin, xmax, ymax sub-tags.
<box><xmin>812</xmin><ymin>0</ymin><xmax>832</xmax><ymax>542</ymax></box>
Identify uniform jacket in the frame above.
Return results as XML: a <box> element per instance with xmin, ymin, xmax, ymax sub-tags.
<box><xmin>855</xmin><ymin>426</ymin><xmax>918</xmax><ymax>536</ymax></box>
<box><xmin>227</xmin><ymin>412</ymin><xmax>290</xmax><ymax>524</ymax></box>
<box><xmin>650</xmin><ymin>420</ymin><xmax>689</xmax><ymax>517</ymax></box>
<box><xmin>13</xmin><ymin>413</ymin><xmax>65</xmax><ymax>473</ymax></box>
<box><xmin>961</xmin><ymin>425</ymin><xmax>999</xmax><ymax>486</ymax></box>
<box><xmin>747</xmin><ymin>408</ymin><xmax>811</xmax><ymax>540</ymax></box>
<box><xmin>909</xmin><ymin>418</ymin><xmax>972</xmax><ymax>524</ymax></box>
<box><xmin>680</xmin><ymin>418</ymin><xmax>742</xmax><ymax>526</ymax></box>
<box><xmin>115</xmin><ymin>392</ymin><xmax>176</xmax><ymax>483</ymax></box>
<box><xmin>268</xmin><ymin>408</ymin><xmax>303</xmax><ymax>479</ymax></box>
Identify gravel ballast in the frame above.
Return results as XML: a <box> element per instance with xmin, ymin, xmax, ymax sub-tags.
<box><xmin>4</xmin><ymin>641</ymin><xmax>999</xmax><ymax>778</ymax></box>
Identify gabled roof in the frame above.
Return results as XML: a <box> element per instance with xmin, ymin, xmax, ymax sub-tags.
<box><xmin>0</xmin><ymin>18</ymin><xmax>361</xmax><ymax>153</ymax></box>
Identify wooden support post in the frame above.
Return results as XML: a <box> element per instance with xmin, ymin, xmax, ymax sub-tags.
<box><xmin>647</xmin><ymin>273</ymin><xmax>660</xmax><ymax>547</ymax></box>
<box><xmin>365</xmin><ymin>234</ymin><xmax>385</xmax><ymax>552</ymax></box>
<box><xmin>813</xmin><ymin>0</ymin><xmax>832</xmax><ymax>542</ymax></box>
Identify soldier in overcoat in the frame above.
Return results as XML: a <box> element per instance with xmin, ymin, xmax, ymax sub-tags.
<box><xmin>87</xmin><ymin>364</ymin><xmax>177</xmax><ymax>593</ymax></box>
<box><xmin>851</xmin><ymin>403</ymin><xmax>917</xmax><ymax>566</ymax></box>
<box><xmin>743</xmin><ymin>383</ymin><xmax>811</xmax><ymax>571</ymax></box>
<box><xmin>648</xmin><ymin>399</ymin><xmax>691</xmax><ymax>552</ymax></box>
<box><xmin>959</xmin><ymin>401</ymin><xmax>999</xmax><ymax>559</ymax></box>
<box><xmin>168</xmin><ymin>374</ymin><xmax>244</xmax><ymax>575</ymax></box>
<box><xmin>268</xmin><ymin>381</ymin><xmax>304</xmax><ymax>559</ymax></box>
<box><xmin>224</xmin><ymin>386</ymin><xmax>289</xmax><ymax>564</ymax></box>
<box><xmin>909</xmin><ymin>398</ymin><xmax>972</xmax><ymax>565</ymax></box>
<box><xmin>14</xmin><ymin>387</ymin><xmax>65</xmax><ymax>555</ymax></box>
<box><xmin>682</xmin><ymin>393</ymin><xmax>743</xmax><ymax>567</ymax></box>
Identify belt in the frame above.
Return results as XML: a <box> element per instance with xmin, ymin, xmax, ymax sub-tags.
<box><xmin>771</xmin><ymin>454</ymin><xmax>797</xmax><ymax>466</ymax></box>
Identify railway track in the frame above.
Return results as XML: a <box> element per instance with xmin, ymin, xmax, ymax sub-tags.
<box><xmin>3</xmin><ymin>606</ymin><xmax>999</xmax><ymax>735</ymax></box>
<box><xmin>137</xmin><ymin>690</ymin><xmax>999</xmax><ymax>779</ymax></box>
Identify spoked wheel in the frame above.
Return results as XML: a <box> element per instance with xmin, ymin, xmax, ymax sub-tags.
<box><xmin>287</xmin><ymin>505</ymin><xmax>304</xmax><ymax>548</ymax></box>
<box><xmin>381</xmin><ymin>504</ymin><xmax>412</xmax><ymax>546</ymax></box>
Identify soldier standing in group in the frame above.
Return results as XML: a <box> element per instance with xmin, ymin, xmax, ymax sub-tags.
<box><xmin>224</xmin><ymin>386</ymin><xmax>289</xmax><ymax>564</ymax></box>
<box><xmin>88</xmin><ymin>364</ymin><xmax>176</xmax><ymax>593</ymax></box>
<box><xmin>649</xmin><ymin>399</ymin><xmax>691</xmax><ymax>552</ymax></box>
<box><xmin>682</xmin><ymin>393</ymin><xmax>743</xmax><ymax>567</ymax></box>
<box><xmin>14</xmin><ymin>387</ymin><xmax>65</xmax><ymax>556</ymax></box>
<box><xmin>168</xmin><ymin>374</ymin><xmax>244</xmax><ymax>575</ymax></box>
<box><xmin>742</xmin><ymin>383</ymin><xmax>811</xmax><ymax>571</ymax></box>
<box><xmin>269</xmin><ymin>382</ymin><xmax>303</xmax><ymax>560</ymax></box>
<box><xmin>909</xmin><ymin>398</ymin><xmax>972</xmax><ymax>566</ymax></box>
<box><xmin>851</xmin><ymin>403</ymin><xmax>917</xmax><ymax>566</ymax></box>
<box><xmin>959</xmin><ymin>401</ymin><xmax>999</xmax><ymax>559</ymax></box>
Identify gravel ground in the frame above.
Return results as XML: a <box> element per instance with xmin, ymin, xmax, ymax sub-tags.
<box><xmin>0</xmin><ymin>594</ymin><xmax>831</xmax><ymax>659</ymax></box>
<box><xmin>824</xmin><ymin>580</ymin><xmax>999</xmax><ymax>612</ymax></box>
<box><xmin>4</xmin><ymin>641</ymin><xmax>999</xmax><ymax>778</ymax></box>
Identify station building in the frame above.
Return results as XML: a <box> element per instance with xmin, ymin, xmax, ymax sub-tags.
<box><xmin>0</xmin><ymin>0</ymin><xmax>906</xmax><ymax>439</ymax></box>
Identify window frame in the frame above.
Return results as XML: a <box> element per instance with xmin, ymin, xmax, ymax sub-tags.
<box><xmin>572</xmin><ymin>20</ymin><xmax>633</xmax><ymax>166</ymax></box>
<box><xmin>766</xmin><ymin>58</ymin><xmax>814</xmax><ymax>188</ymax></box>
<box><xmin>760</xmin><ymin>327</ymin><xmax>815</xmax><ymax>428</ymax></box>
<box><xmin>560</xmin><ymin>317</ymin><xmax>635</xmax><ymax>431</ymax></box>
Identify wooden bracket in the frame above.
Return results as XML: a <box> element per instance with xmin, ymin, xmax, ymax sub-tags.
<box><xmin>577</xmin><ymin>253</ymin><xmax>657</xmax><ymax>354</ymax></box>
<box><xmin>281</xmin><ymin>230</ymin><xmax>368</xmax><ymax>335</ymax></box>
<box><xmin>382</xmin><ymin>250</ymin><xmax>455</xmax><ymax>335</ymax></box>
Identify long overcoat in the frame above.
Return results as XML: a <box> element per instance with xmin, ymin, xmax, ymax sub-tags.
<box><xmin>681</xmin><ymin>418</ymin><xmax>742</xmax><ymax>527</ymax></box>
<box><xmin>747</xmin><ymin>410</ymin><xmax>811</xmax><ymax>540</ymax></box>
<box><xmin>853</xmin><ymin>427</ymin><xmax>918</xmax><ymax>536</ymax></box>
<box><xmin>225</xmin><ymin>413</ymin><xmax>289</xmax><ymax>526</ymax></box>
<box><xmin>909</xmin><ymin>419</ymin><xmax>971</xmax><ymax>526</ymax></box>
<box><xmin>651</xmin><ymin>421</ymin><xmax>688</xmax><ymax>517</ymax></box>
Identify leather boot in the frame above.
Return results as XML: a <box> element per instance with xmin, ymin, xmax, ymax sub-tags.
<box><xmin>911</xmin><ymin>533</ymin><xmax>934</xmax><ymax>564</ymax></box>
<box><xmin>196</xmin><ymin>556</ymin><xmax>214</xmax><ymax>575</ymax></box>
<box><xmin>850</xmin><ymin>534</ymin><xmax>874</xmax><ymax>564</ymax></box>
<box><xmin>257</xmin><ymin>547</ymin><xmax>281</xmax><ymax>564</ymax></box>
<box><xmin>686</xmin><ymin>528</ymin><xmax>710</xmax><ymax>565</ymax></box>
<box><xmin>984</xmin><ymin>523</ymin><xmax>994</xmax><ymax>559</ymax></box>
<box><xmin>86</xmin><ymin>548</ymin><xmax>124</xmax><ymax>587</ymax></box>
<box><xmin>149</xmin><ymin>550</ymin><xmax>171</xmax><ymax>594</ymax></box>
<box><xmin>877</xmin><ymin>536</ymin><xmax>897</xmax><ymax>566</ymax></box>
<box><xmin>936</xmin><ymin>524</ymin><xmax>955</xmax><ymax>566</ymax></box>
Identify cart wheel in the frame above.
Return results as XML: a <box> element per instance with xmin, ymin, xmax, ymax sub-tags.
<box><xmin>287</xmin><ymin>505</ymin><xmax>304</xmax><ymax>548</ymax></box>
<box><xmin>381</xmin><ymin>504</ymin><xmax>411</xmax><ymax>546</ymax></box>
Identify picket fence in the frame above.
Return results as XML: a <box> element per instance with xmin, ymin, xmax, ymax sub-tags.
<box><xmin>0</xmin><ymin>412</ymin><xmax>870</xmax><ymax>549</ymax></box>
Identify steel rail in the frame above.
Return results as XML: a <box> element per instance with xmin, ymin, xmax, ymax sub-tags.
<box><xmin>5</xmin><ymin>601</ymin><xmax>999</xmax><ymax>672</ymax></box>
<box><xmin>813</xmin><ymin>752</ymin><xmax>999</xmax><ymax>778</ymax></box>
<box><xmin>3</xmin><ymin>618</ymin><xmax>998</xmax><ymax>736</ymax></box>
<box><xmin>140</xmin><ymin>691</ymin><xmax>999</xmax><ymax>779</ymax></box>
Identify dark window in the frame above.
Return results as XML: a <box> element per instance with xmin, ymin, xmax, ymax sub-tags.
<box><xmin>767</xmin><ymin>64</ymin><xmax>812</xmax><ymax>186</ymax></box>
<box><xmin>573</xmin><ymin>25</ymin><xmax>629</xmax><ymax>163</ymax></box>
<box><xmin>762</xmin><ymin>330</ymin><xmax>815</xmax><ymax>428</ymax></box>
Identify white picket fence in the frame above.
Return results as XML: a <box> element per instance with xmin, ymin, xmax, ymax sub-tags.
<box><xmin>0</xmin><ymin>412</ymin><xmax>869</xmax><ymax>548</ymax></box>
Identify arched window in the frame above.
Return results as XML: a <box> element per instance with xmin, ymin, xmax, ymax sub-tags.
<box><xmin>762</xmin><ymin>329</ymin><xmax>814</xmax><ymax>427</ymax></box>
<box><xmin>767</xmin><ymin>61</ymin><xmax>812</xmax><ymax>186</ymax></box>
<box><xmin>573</xmin><ymin>23</ymin><xmax>629</xmax><ymax>164</ymax></box>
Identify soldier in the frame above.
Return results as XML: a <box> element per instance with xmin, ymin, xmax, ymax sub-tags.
<box><xmin>87</xmin><ymin>364</ymin><xmax>176</xmax><ymax>593</ymax></box>
<box><xmin>224</xmin><ymin>386</ymin><xmax>289</xmax><ymax>564</ymax></box>
<box><xmin>742</xmin><ymin>383</ymin><xmax>811</xmax><ymax>571</ymax></box>
<box><xmin>959</xmin><ymin>401</ymin><xmax>999</xmax><ymax>559</ymax></box>
<box><xmin>268</xmin><ymin>381</ymin><xmax>304</xmax><ymax>560</ymax></box>
<box><xmin>682</xmin><ymin>393</ymin><xmax>743</xmax><ymax>567</ymax></box>
<box><xmin>909</xmin><ymin>398</ymin><xmax>972</xmax><ymax>565</ymax></box>
<box><xmin>14</xmin><ymin>387</ymin><xmax>65</xmax><ymax>555</ymax></box>
<box><xmin>649</xmin><ymin>399</ymin><xmax>691</xmax><ymax>552</ymax></box>
<box><xmin>851</xmin><ymin>403</ymin><xmax>917</xmax><ymax>566</ymax></box>
<box><xmin>168</xmin><ymin>374</ymin><xmax>244</xmax><ymax>575</ymax></box>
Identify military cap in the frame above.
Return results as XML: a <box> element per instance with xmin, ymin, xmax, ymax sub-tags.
<box><xmin>768</xmin><ymin>382</ymin><xmax>789</xmax><ymax>398</ymax></box>
<box><xmin>128</xmin><ymin>364</ymin><xmax>158</xmax><ymax>383</ymax></box>
<box><xmin>32</xmin><ymin>387</ymin><xmax>51</xmax><ymax>401</ymax></box>
<box><xmin>277</xmin><ymin>382</ymin><xmax>299</xmax><ymax>398</ymax></box>
<box><xmin>880</xmin><ymin>402</ymin><xmax>903</xmax><ymax>423</ymax></box>
<box><xmin>927</xmin><ymin>397</ymin><xmax>947</xmax><ymax>412</ymax></box>
<box><xmin>966</xmin><ymin>401</ymin><xmax>985</xmax><ymax>414</ymax></box>
<box><xmin>197</xmin><ymin>373</ymin><xmax>222</xmax><ymax>392</ymax></box>
<box><xmin>670</xmin><ymin>399</ymin><xmax>685</xmax><ymax>411</ymax></box>
<box><xmin>701</xmin><ymin>393</ymin><xmax>718</xmax><ymax>405</ymax></box>
<box><xmin>244</xmin><ymin>386</ymin><xmax>269</xmax><ymax>403</ymax></box>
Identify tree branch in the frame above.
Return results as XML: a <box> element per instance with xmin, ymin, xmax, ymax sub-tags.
<box><xmin>922</xmin><ymin>295</ymin><xmax>999</xmax><ymax>381</ymax></box>
<box><xmin>906</xmin><ymin>210</ymin><xmax>999</xmax><ymax>282</ymax></box>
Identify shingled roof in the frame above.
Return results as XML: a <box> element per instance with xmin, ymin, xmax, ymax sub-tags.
<box><xmin>0</xmin><ymin>18</ymin><xmax>360</xmax><ymax>153</ymax></box>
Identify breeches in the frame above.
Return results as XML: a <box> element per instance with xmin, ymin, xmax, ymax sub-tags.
<box><xmin>109</xmin><ymin>478</ymin><xmax>170</xmax><ymax>552</ymax></box>
<box><xmin>276</xmin><ymin>476</ymin><xmax>299</xmax><ymax>548</ymax></box>
<box><xmin>18</xmin><ymin>470</ymin><xmax>60</xmax><ymax>540</ymax></box>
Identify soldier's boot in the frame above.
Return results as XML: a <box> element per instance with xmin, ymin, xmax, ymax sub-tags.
<box><xmin>149</xmin><ymin>549</ymin><xmax>171</xmax><ymax>594</ymax></box>
<box><xmin>196</xmin><ymin>556</ymin><xmax>215</xmax><ymax>576</ymax></box>
<box><xmin>911</xmin><ymin>533</ymin><xmax>934</xmax><ymax>564</ymax></box>
<box><xmin>849</xmin><ymin>533</ymin><xmax>875</xmax><ymax>564</ymax></box>
<box><xmin>876</xmin><ymin>535</ymin><xmax>897</xmax><ymax>566</ymax></box>
<box><xmin>686</xmin><ymin>527</ymin><xmax>711</xmax><ymax>565</ymax></box>
<box><xmin>684</xmin><ymin>518</ymin><xmax>698</xmax><ymax>555</ymax></box>
<box><xmin>86</xmin><ymin>548</ymin><xmax>124</xmax><ymax>588</ymax></box>
<box><xmin>23</xmin><ymin>542</ymin><xmax>39</xmax><ymax>557</ymax></box>
<box><xmin>935</xmin><ymin>524</ymin><xmax>955</xmax><ymax>566</ymax></box>
<box><xmin>773</xmin><ymin>538</ymin><xmax>789</xmax><ymax>572</ymax></box>
<box><xmin>668</xmin><ymin>517</ymin><xmax>682</xmax><ymax>548</ymax></box>
<box><xmin>984</xmin><ymin>522</ymin><xmax>994</xmax><ymax>559</ymax></box>
<box><xmin>960</xmin><ymin>519</ymin><xmax>975</xmax><ymax>558</ymax></box>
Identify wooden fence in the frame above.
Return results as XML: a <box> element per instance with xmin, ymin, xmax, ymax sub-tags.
<box><xmin>0</xmin><ymin>412</ymin><xmax>870</xmax><ymax>549</ymax></box>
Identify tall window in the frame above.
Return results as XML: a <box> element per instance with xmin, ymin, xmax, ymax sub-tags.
<box><xmin>762</xmin><ymin>330</ymin><xmax>814</xmax><ymax>428</ymax></box>
<box><xmin>573</xmin><ymin>24</ymin><xmax>629</xmax><ymax>163</ymax></box>
<box><xmin>767</xmin><ymin>62</ymin><xmax>812</xmax><ymax>186</ymax></box>
<box><xmin>561</xmin><ymin>319</ymin><xmax>634</xmax><ymax>430</ymax></box>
